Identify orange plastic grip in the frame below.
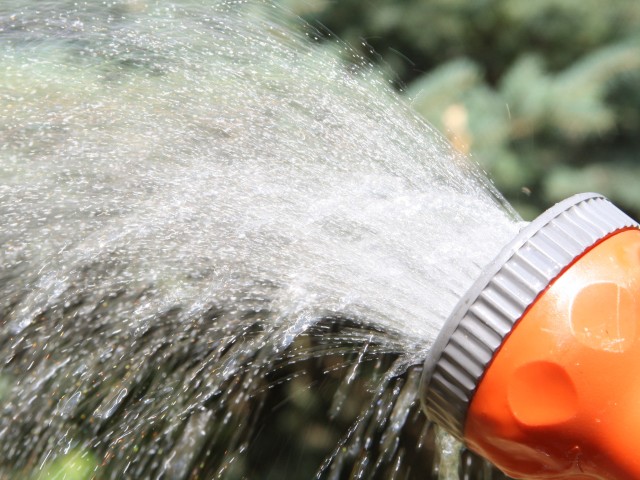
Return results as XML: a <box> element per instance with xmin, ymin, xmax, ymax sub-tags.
<box><xmin>465</xmin><ymin>228</ymin><xmax>640</xmax><ymax>479</ymax></box>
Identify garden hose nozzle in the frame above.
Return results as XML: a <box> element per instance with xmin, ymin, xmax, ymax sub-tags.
<box><xmin>421</xmin><ymin>193</ymin><xmax>640</xmax><ymax>479</ymax></box>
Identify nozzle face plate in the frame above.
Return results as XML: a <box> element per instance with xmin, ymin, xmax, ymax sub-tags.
<box><xmin>467</xmin><ymin>228</ymin><xmax>640</xmax><ymax>479</ymax></box>
<box><xmin>421</xmin><ymin>193</ymin><xmax>640</xmax><ymax>439</ymax></box>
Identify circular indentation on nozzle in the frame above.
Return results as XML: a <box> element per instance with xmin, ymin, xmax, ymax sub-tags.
<box><xmin>508</xmin><ymin>361</ymin><xmax>578</xmax><ymax>427</ymax></box>
<box><xmin>570</xmin><ymin>282</ymin><xmax>636</xmax><ymax>353</ymax></box>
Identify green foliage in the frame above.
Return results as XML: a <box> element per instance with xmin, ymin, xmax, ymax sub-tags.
<box><xmin>34</xmin><ymin>450</ymin><xmax>97</xmax><ymax>480</ymax></box>
<box><xmin>286</xmin><ymin>0</ymin><xmax>640</xmax><ymax>219</ymax></box>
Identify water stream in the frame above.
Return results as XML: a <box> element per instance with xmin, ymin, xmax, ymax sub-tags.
<box><xmin>1</xmin><ymin>1</ymin><xmax>519</xmax><ymax>478</ymax></box>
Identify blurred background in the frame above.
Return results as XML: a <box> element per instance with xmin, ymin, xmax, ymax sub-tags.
<box><xmin>281</xmin><ymin>0</ymin><xmax>640</xmax><ymax>220</ymax></box>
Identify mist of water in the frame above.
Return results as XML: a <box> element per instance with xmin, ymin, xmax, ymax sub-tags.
<box><xmin>0</xmin><ymin>1</ymin><xmax>519</xmax><ymax>478</ymax></box>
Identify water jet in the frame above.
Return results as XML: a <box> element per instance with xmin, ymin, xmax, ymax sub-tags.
<box><xmin>3</xmin><ymin>1</ymin><xmax>637</xmax><ymax>479</ymax></box>
<box><xmin>0</xmin><ymin>1</ymin><xmax>516</xmax><ymax>478</ymax></box>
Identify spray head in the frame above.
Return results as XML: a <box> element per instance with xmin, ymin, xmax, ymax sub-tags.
<box><xmin>421</xmin><ymin>193</ymin><xmax>640</xmax><ymax>479</ymax></box>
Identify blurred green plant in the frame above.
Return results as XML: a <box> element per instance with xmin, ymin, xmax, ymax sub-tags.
<box><xmin>33</xmin><ymin>450</ymin><xmax>97</xmax><ymax>480</ymax></box>
<box><xmin>284</xmin><ymin>0</ymin><xmax>640</xmax><ymax>219</ymax></box>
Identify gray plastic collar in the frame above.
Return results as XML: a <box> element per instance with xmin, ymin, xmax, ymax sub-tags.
<box><xmin>420</xmin><ymin>193</ymin><xmax>639</xmax><ymax>440</ymax></box>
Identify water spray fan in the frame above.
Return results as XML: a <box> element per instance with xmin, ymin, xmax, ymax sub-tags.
<box><xmin>421</xmin><ymin>193</ymin><xmax>640</xmax><ymax>479</ymax></box>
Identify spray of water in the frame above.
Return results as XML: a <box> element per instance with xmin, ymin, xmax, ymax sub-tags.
<box><xmin>0</xmin><ymin>1</ymin><xmax>519</xmax><ymax>478</ymax></box>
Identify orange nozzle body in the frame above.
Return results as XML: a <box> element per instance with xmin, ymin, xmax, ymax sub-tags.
<box><xmin>467</xmin><ymin>228</ymin><xmax>640</xmax><ymax>479</ymax></box>
<box><xmin>421</xmin><ymin>194</ymin><xmax>640</xmax><ymax>480</ymax></box>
